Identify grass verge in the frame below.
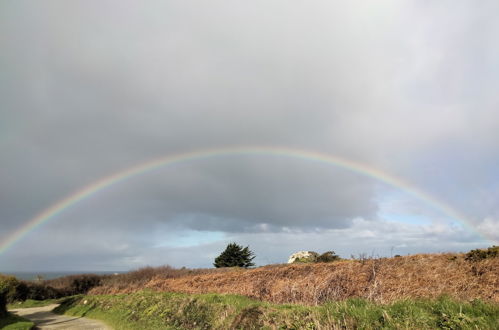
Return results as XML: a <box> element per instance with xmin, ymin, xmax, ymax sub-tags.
<box><xmin>7</xmin><ymin>298</ymin><xmax>61</xmax><ymax>309</ymax></box>
<box><xmin>54</xmin><ymin>290</ymin><xmax>499</xmax><ymax>329</ymax></box>
<box><xmin>0</xmin><ymin>313</ymin><xmax>34</xmax><ymax>330</ymax></box>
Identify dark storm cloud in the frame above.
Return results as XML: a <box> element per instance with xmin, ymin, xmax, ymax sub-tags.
<box><xmin>1</xmin><ymin>0</ymin><xmax>382</xmax><ymax>233</ymax></box>
<box><xmin>1</xmin><ymin>1</ymin><xmax>499</xmax><ymax>270</ymax></box>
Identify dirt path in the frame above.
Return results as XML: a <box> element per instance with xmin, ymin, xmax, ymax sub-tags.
<box><xmin>10</xmin><ymin>304</ymin><xmax>111</xmax><ymax>329</ymax></box>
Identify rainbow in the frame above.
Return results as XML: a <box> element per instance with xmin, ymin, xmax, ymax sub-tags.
<box><xmin>0</xmin><ymin>146</ymin><xmax>493</xmax><ymax>255</ymax></box>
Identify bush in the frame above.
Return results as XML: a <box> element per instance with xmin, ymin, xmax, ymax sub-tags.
<box><xmin>214</xmin><ymin>243</ymin><xmax>255</xmax><ymax>268</ymax></box>
<box><xmin>0</xmin><ymin>275</ymin><xmax>19</xmax><ymax>301</ymax></box>
<box><xmin>465</xmin><ymin>246</ymin><xmax>499</xmax><ymax>262</ymax></box>
<box><xmin>70</xmin><ymin>275</ymin><xmax>101</xmax><ymax>294</ymax></box>
<box><xmin>0</xmin><ymin>275</ymin><xmax>68</xmax><ymax>302</ymax></box>
<box><xmin>0</xmin><ymin>275</ymin><xmax>19</xmax><ymax>317</ymax></box>
<box><xmin>25</xmin><ymin>283</ymin><xmax>65</xmax><ymax>300</ymax></box>
<box><xmin>316</xmin><ymin>251</ymin><xmax>341</xmax><ymax>263</ymax></box>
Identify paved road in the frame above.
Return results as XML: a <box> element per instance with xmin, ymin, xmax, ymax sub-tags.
<box><xmin>10</xmin><ymin>304</ymin><xmax>111</xmax><ymax>330</ymax></box>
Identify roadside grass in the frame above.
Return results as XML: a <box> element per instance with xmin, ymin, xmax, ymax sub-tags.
<box><xmin>0</xmin><ymin>313</ymin><xmax>34</xmax><ymax>330</ymax></box>
<box><xmin>54</xmin><ymin>290</ymin><xmax>499</xmax><ymax>329</ymax></box>
<box><xmin>7</xmin><ymin>298</ymin><xmax>61</xmax><ymax>309</ymax></box>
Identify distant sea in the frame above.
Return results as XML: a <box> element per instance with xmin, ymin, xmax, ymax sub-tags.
<box><xmin>3</xmin><ymin>271</ymin><xmax>124</xmax><ymax>281</ymax></box>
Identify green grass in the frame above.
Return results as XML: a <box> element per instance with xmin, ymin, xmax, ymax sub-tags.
<box><xmin>53</xmin><ymin>290</ymin><xmax>499</xmax><ymax>329</ymax></box>
<box><xmin>7</xmin><ymin>298</ymin><xmax>61</xmax><ymax>309</ymax></box>
<box><xmin>0</xmin><ymin>313</ymin><xmax>34</xmax><ymax>330</ymax></box>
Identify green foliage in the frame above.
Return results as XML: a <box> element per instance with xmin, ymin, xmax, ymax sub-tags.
<box><xmin>465</xmin><ymin>246</ymin><xmax>499</xmax><ymax>262</ymax></box>
<box><xmin>292</xmin><ymin>252</ymin><xmax>318</xmax><ymax>263</ymax></box>
<box><xmin>213</xmin><ymin>242</ymin><xmax>255</xmax><ymax>268</ymax></box>
<box><xmin>0</xmin><ymin>273</ymin><xmax>81</xmax><ymax>308</ymax></box>
<box><xmin>0</xmin><ymin>274</ymin><xmax>20</xmax><ymax>317</ymax></box>
<box><xmin>0</xmin><ymin>313</ymin><xmax>35</xmax><ymax>330</ymax></box>
<box><xmin>316</xmin><ymin>251</ymin><xmax>341</xmax><ymax>263</ymax></box>
<box><xmin>294</xmin><ymin>256</ymin><xmax>316</xmax><ymax>263</ymax></box>
<box><xmin>53</xmin><ymin>291</ymin><xmax>499</xmax><ymax>330</ymax></box>
<box><xmin>0</xmin><ymin>272</ymin><xmax>107</xmax><ymax>310</ymax></box>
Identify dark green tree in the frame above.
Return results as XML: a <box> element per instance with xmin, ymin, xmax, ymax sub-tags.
<box><xmin>214</xmin><ymin>243</ymin><xmax>255</xmax><ymax>268</ymax></box>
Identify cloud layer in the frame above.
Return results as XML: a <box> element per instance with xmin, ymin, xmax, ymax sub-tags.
<box><xmin>1</xmin><ymin>0</ymin><xmax>498</xmax><ymax>270</ymax></box>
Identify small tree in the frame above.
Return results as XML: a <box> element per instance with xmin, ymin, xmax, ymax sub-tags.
<box><xmin>214</xmin><ymin>243</ymin><xmax>255</xmax><ymax>268</ymax></box>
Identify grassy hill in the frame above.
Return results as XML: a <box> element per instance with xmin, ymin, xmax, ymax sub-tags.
<box><xmin>90</xmin><ymin>253</ymin><xmax>499</xmax><ymax>305</ymax></box>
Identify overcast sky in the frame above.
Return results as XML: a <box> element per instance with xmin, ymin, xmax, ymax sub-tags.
<box><xmin>1</xmin><ymin>1</ymin><xmax>498</xmax><ymax>271</ymax></box>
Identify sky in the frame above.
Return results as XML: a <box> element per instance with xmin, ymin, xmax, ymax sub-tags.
<box><xmin>1</xmin><ymin>0</ymin><xmax>498</xmax><ymax>271</ymax></box>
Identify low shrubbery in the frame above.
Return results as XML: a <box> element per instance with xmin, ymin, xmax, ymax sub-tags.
<box><xmin>316</xmin><ymin>251</ymin><xmax>341</xmax><ymax>263</ymax></box>
<box><xmin>0</xmin><ymin>273</ymin><xmax>105</xmax><ymax>307</ymax></box>
<box><xmin>93</xmin><ymin>266</ymin><xmax>232</xmax><ymax>294</ymax></box>
<box><xmin>465</xmin><ymin>245</ymin><xmax>499</xmax><ymax>262</ymax></box>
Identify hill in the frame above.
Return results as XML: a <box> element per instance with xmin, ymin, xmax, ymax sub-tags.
<box><xmin>89</xmin><ymin>253</ymin><xmax>499</xmax><ymax>305</ymax></box>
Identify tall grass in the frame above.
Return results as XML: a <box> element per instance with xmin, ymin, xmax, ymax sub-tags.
<box><xmin>54</xmin><ymin>291</ymin><xmax>499</xmax><ymax>329</ymax></box>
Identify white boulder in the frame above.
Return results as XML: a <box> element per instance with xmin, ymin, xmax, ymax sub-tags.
<box><xmin>287</xmin><ymin>251</ymin><xmax>319</xmax><ymax>263</ymax></box>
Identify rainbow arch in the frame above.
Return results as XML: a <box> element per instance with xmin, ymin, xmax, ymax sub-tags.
<box><xmin>0</xmin><ymin>146</ymin><xmax>493</xmax><ymax>254</ymax></box>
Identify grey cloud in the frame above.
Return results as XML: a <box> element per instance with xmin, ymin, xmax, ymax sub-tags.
<box><xmin>1</xmin><ymin>1</ymin><xmax>499</xmax><ymax>270</ymax></box>
<box><xmin>6</xmin><ymin>215</ymin><xmax>487</xmax><ymax>271</ymax></box>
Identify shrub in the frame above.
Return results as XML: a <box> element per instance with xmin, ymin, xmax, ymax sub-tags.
<box><xmin>465</xmin><ymin>246</ymin><xmax>499</xmax><ymax>262</ymax></box>
<box><xmin>316</xmin><ymin>251</ymin><xmax>341</xmax><ymax>263</ymax></box>
<box><xmin>214</xmin><ymin>243</ymin><xmax>255</xmax><ymax>268</ymax></box>
<box><xmin>70</xmin><ymin>275</ymin><xmax>101</xmax><ymax>294</ymax></box>
<box><xmin>0</xmin><ymin>275</ymin><xmax>21</xmax><ymax>301</ymax></box>
<box><xmin>0</xmin><ymin>275</ymin><xmax>19</xmax><ymax>316</ymax></box>
<box><xmin>0</xmin><ymin>274</ymin><xmax>66</xmax><ymax>308</ymax></box>
<box><xmin>25</xmin><ymin>283</ymin><xmax>65</xmax><ymax>300</ymax></box>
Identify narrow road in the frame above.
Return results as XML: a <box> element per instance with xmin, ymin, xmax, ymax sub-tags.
<box><xmin>10</xmin><ymin>304</ymin><xmax>110</xmax><ymax>330</ymax></box>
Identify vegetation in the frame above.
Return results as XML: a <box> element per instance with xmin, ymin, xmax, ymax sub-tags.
<box><xmin>0</xmin><ymin>275</ymin><xmax>20</xmax><ymax>317</ymax></box>
<box><xmin>213</xmin><ymin>243</ymin><xmax>255</xmax><ymax>268</ymax></box>
<box><xmin>291</xmin><ymin>251</ymin><xmax>319</xmax><ymax>263</ymax></box>
<box><xmin>92</xmin><ymin>252</ymin><xmax>499</xmax><ymax>305</ymax></box>
<box><xmin>54</xmin><ymin>290</ymin><xmax>499</xmax><ymax>329</ymax></box>
<box><xmin>3</xmin><ymin>247</ymin><xmax>498</xmax><ymax>329</ymax></box>
<box><xmin>465</xmin><ymin>245</ymin><xmax>499</xmax><ymax>262</ymax></box>
<box><xmin>7</xmin><ymin>298</ymin><xmax>61</xmax><ymax>309</ymax></box>
<box><xmin>0</xmin><ymin>272</ymin><xmax>106</xmax><ymax>310</ymax></box>
<box><xmin>316</xmin><ymin>251</ymin><xmax>341</xmax><ymax>263</ymax></box>
<box><xmin>290</xmin><ymin>251</ymin><xmax>341</xmax><ymax>263</ymax></box>
<box><xmin>0</xmin><ymin>313</ymin><xmax>34</xmax><ymax>330</ymax></box>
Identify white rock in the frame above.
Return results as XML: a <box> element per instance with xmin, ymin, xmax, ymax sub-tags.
<box><xmin>287</xmin><ymin>251</ymin><xmax>319</xmax><ymax>263</ymax></box>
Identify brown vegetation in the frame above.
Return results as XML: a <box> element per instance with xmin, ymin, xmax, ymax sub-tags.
<box><xmin>89</xmin><ymin>253</ymin><xmax>499</xmax><ymax>305</ymax></box>
<box><xmin>94</xmin><ymin>265</ymin><xmax>232</xmax><ymax>292</ymax></box>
